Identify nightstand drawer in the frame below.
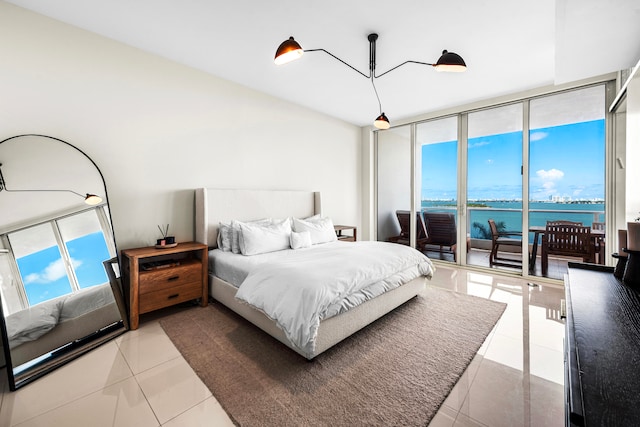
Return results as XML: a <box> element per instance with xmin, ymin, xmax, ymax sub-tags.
<box><xmin>138</xmin><ymin>261</ymin><xmax>202</xmax><ymax>294</ymax></box>
<box><xmin>139</xmin><ymin>282</ymin><xmax>203</xmax><ymax>313</ymax></box>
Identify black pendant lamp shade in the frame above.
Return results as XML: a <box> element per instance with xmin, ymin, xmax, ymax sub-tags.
<box><xmin>274</xmin><ymin>37</ymin><xmax>304</xmax><ymax>65</ymax></box>
<box><xmin>84</xmin><ymin>193</ymin><xmax>103</xmax><ymax>205</ymax></box>
<box><xmin>374</xmin><ymin>113</ymin><xmax>390</xmax><ymax>130</ymax></box>
<box><xmin>434</xmin><ymin>50</ymin><xmax>466</xmax><ymax>72</ymax></box>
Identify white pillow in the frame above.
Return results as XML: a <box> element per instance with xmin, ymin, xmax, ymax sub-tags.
<box><xmin>292</xmin><ymin>216</ymin><xmax>338</xmax><ymax>245</ymax></box>
<box><xmin>290</xmin><ymin>231</ymin><xmax>312</xmax><ymax>249</ymax></box>
<box><xmin>231</xmin><ymin>218</ymin><xmax>271</xmax><ymax>254</ymax></box>
<box><xmin>239</xmin><ymin>221</ymin><xmax>292</xmax><ymax>255</ymax></box>
<box><xmin>239</xmin><ymin>219</ymin><xmax>292</xmax><ymax>256</ymax></box>
<box><xmin>270</xmin><ymin>217</ymin><xmax>292</xmax><ymax>228</ymax></box>
<box><xmin>217</xmin><ymin>222</ymin><xmax>232</xmax><ymax>251</ymax></box>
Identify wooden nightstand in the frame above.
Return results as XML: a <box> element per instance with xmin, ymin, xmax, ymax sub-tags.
<box><xmin>334</xmin><ymin>225</ymin><xmax>357</xmax><ymax>242</ymax></box>
<box><xmin>121</xmin><ymin>242</ymin><xmax>208</xmax><ymax>329</ymax></box>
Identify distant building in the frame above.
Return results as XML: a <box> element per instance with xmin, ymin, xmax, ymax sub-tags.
<box><xmin>550</xmin><ymin>195</ymin><xmax>572</xmax><ymax>203</ymax></box>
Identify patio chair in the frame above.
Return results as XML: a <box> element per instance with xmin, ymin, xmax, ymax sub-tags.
<box><xmin>488</xmin><ymin>219</ymin><xmax>522</xmax><ymax>268</ymax></box>
<box><xmin>423</xmin><ymin>212</ymin><xmax>457</xmax><ymax>260</ymax></box>
<box><xmin>388</xmin><ymin>210</ymin><xmax>429</xmax><ymax>251</ymax></box>
<box><xmin>542</xmin><ymin>222</ymin><xmax>595</xmax><ymax>275</ymax></box>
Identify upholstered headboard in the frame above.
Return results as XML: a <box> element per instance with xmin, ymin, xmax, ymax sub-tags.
<box><xmin>194</xmin><ymin>188</ymin><xmax>322</xmax><ymax>248</ymax></box>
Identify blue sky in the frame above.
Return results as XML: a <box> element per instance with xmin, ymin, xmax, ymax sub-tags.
<box><xmin>18</xmin><ymin>245</ymin><xmax>72</xmax><ymax>305</ymax></box>
<box><xmin>421</xmin><ymin>119</ymin><xmax>605</xmax><ymax>201</ymax></box>
<box><xmin>17</xmin><ymin>232</ymin><xmax>110</xmax><ymax>306</ymax></box>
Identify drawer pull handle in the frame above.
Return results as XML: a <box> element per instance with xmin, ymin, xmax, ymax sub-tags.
<box><xmin>168</xmin><ymin>276</ymin><xmax>180</xmax><ymax>282</ymax></box>
<box><xmin>168</xmin><ymin>294</ymin><xmax>179</xmax><ymax>299</ymax></box>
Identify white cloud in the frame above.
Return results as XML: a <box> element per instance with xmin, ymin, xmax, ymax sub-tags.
<box><xmin>23</xmin><ymin>258</ymin><xmax>82</xmax><ymax>285</ymax></box>
<box><xmin>536</xmin><ymin>168</ymin><xmax>564</xmax><ymax>180</ymax></box>
<box><xmin>533</xmin><ymin>168</ymin><xmax>564</xmax><ymax>197</ymax></box>
<box><xmin>468</xmin><ymin>140</ymin><xmax>490</xmax><ymax>149</ymax></box>
<box><xmin>24</xmin><ymin>273</ymin><xmax>40</xmax><ymax>285</ymax></box>
<box><xmin>43</xmin><ymin>259</ymin><xmax>67</xmax><ymax>282</ymax></box>
<box><xmin>530</xmin><ymin>131</ymin><xmax>548</xmax><ymax>141</ymax></box>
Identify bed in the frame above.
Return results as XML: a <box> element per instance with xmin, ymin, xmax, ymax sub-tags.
<box><xmin>195</xmin><ymin>188</ymin><xmax>434</xmax><ymax>359</ymax></box>
<box><xmin>6</xmin><ymin>283</ymin><xmax>122</xmax><ymax>367</ymax></box>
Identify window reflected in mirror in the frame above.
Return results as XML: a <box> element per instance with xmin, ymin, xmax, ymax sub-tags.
<box><xmin>3</xmin><ymin>206</ymin><xmax>115</xmax><ymax>311</ymax></box>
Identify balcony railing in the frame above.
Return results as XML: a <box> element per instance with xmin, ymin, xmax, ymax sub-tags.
<box><xmin>423</xmin><ymin>206</ymin><xmax>604</xmax><ymax>245</ymax></box>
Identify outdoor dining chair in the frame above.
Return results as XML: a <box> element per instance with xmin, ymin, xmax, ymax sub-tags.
<box><xmin>542</xmin><ymin>222</ymin><xmax>595</xmax><ymax>275</ymax></box>
<box><xmin>488</xmin><ymin>219</ymin><xmax>522</xmax><ymax>268</ymax></box>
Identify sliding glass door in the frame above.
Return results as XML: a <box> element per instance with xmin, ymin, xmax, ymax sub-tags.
<box><xmin>375</xmin><ymin>82</ymin><xmax>608</xmax><ymax>280</ymax></box>
<box><xmin>466</xmin><ymin>104</ymin><xmax>524</xmax><ymax>272</ymax></box>
<box><xmin>377</xmin><ymin>125</ymin><xmax>413</xmax><ymax>246</ymax></box>
<box><xmin>528</xmin><ymin>86</ymin><xmax>606</xmax><ymax>279</ymax></box>
<box><xmin>416</xmin><ymin>117</ymin><xmax>458</xmax><ymax>263</ymax></box>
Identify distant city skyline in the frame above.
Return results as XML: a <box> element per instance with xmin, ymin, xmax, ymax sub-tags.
<box><xmin>423</xmin><ymin>197</ymin><xmax>605</xmax><ymax>203</ymax></box>
<box><xmin>421</xmin><ymin>119</ymin><xmax>605</xmax><ymax>201</ymax></box>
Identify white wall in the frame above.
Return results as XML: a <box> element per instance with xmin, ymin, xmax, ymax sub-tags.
<box><xmin>0</xmin><ymin>3</ymin><xmax>362</xmax><ymax>250</ymax></box>
<box><xmin>626</xmin><ymin>75</ymin><xmax>640</xmax><ymax>224</ymax></box>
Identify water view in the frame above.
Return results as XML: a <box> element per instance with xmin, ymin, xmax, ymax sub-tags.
<box><xmin>422</xmin><ymin>200</ymin><xmax>604</xmax><ymax>244</ymax></box>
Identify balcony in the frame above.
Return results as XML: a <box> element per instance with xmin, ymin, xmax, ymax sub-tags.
<box><xmin>421</xmin><ymin>206</ymin><xmax>605</xmax><ymax>280</ymax></box>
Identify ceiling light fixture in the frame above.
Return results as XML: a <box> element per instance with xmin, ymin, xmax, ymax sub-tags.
<box><xmin>274</xmin><ymin>33</ymin><xmax>466</xmax><ymax>129</ymax></box>
<box><xmin>0</xmin><ymin>163</ymin><xmax>103</xmax><ymax>205</ymax></box>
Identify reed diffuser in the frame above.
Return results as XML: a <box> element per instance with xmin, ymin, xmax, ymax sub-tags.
<box><xmin>156</xmin><ymin>224</ymin><xmax>175</xmax><ymax>246</ymax></box>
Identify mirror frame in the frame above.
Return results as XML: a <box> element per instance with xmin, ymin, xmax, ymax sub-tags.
<box><xmin>0</xmin><ymin>134</ymin><xmax>128</xmax><ymax>390</ymax></box>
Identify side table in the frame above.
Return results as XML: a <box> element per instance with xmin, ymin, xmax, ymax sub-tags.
<box><xmin>334</xmin><ymin>225</ymin><xmax>357</xmax><ymax>242</ymax></box>
<box><xmin>121</xmin><ymin>241</ymin><xmax>208</xmax><ymax>329</ymax></box>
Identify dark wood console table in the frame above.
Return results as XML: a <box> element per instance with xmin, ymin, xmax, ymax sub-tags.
<box><xmin>564</xmin><ymin>262</ymin><xmax>640</xmax><ymax>426</ymax></box>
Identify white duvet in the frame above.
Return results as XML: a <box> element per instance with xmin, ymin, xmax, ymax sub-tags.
<box><xmin>6</xmin><ymin>283</ymin><xmax>116</xmax><ymax>349</ymax></box>
<box><xmin>235</xmin><ymin>241</ymin><xmax>434</xmax><ymax>357</ymax></box>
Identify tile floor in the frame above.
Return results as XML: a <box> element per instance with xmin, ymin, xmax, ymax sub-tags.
<box><xmin>428</xmin><ymin>247</ymin><xmax>578</xmax><ymax>281</ymax></box>
<box><xmin>427</xmin><ymin>264</ymin><xmax>565</xmax><ymax>426</ymax></box>
<box><xmin>0</xmin><ymin>263</ymin><xmax>566</xmax><ymax>426</ymax></box>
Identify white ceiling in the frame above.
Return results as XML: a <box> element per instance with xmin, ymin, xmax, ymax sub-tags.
<box><xmin>5</xmin><ymin>0</ymin><xmax>640</xmax><ymax>127</ymax></box>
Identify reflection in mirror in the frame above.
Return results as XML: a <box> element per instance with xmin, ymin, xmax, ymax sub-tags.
<box><xmin>0</xmin><ymin>134</ymin><xmax>127</xmax><ymax>390</ymax></box>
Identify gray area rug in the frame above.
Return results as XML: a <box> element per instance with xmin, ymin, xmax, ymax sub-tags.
<box><xmin>159</xmin><ymin>286</ymin><xmax>506</xmax><ymax>426</ymax></box>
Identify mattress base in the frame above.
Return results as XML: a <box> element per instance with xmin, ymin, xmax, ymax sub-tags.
<box><xmin>209</xmin><ymin>275</ymin><xmax>426</xmax><ymax>359</ymax></box>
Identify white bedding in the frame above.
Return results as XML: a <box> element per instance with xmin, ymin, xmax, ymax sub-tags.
<box><xmin>210</xmin><ymin>243</ymin><xmax>338</xmax><ymax>287</ymax></box>
<box><xmin>6</xmin><ymin>283</ymin><xmax>116</xmax><ymax>349</ymax></box>
<box><xmin>233</xmin><ymin>241</ymin><xmax>434</xmax><ymax>357</ymax></box>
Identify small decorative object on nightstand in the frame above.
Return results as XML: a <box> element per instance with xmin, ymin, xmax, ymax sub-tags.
<box><xmin>121</xmin><ymin>241</ymin><xmax>208</xmax><ymax>329</ymax></box>
<box><xmin>334</xmin><ymin>225</ymin><xmax>357</xmax><ymax>242</ymax></box>
<box><xmin>156</xmin><ymin>224</ymin><xmax>176</xmax><ymax>247</ymax></box>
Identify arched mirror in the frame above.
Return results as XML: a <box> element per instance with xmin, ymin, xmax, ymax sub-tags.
<box><xmin>0</xmin><ymin>134</ymin><xmax>127</xmax><ymax>390</ymax></box>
